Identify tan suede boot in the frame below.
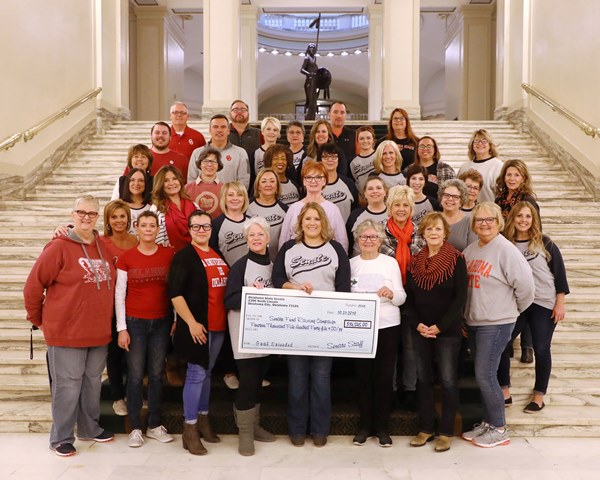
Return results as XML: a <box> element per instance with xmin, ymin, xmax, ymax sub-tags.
<box><xmin>253</xmin><ymin>404</ymin><xmax>275</xmax><ymax>442</ymax></box>
<box><xmin>234</xmin><ymin>406</ymin><xmax>255</xmax><ymax>456</ymax></box>
<box><xmin>197</xmin><ymin>413</ymin><xmax>221</xmax><ymax>443</ymax></box>
<box><xmin>182</xmin><ymin>422</ymin><xmax>207</xmax><ymax>455</ymax></box>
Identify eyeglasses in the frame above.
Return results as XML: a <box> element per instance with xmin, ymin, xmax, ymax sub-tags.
<box><xmin>466</xmin><ymin>184</ymin><xmax>480</xmax><ymax>191</ymax></box>
<box><xmin>304</xmin><ymin>175</ymin><xmax>325</xmax><ymax>182</ymax></box>
<box><xmin>231</xmin><ymin>108</ymin><xmax>248</xmax><ymax>113</ymax></box>
<box><xmin>190</xmin><ymin>223</ymin><xmax>212</xmax><ymax>232</ymax></box>
<box><xmin>321</xmin><ymin>154</ymin><xmax>338</xmax><ymax>160</ymax></box>
<box><xmin>473</xmin><ymin>139</ymin><xmax>489</xmax><ymax>145</ymax></box>
<box><xmin>170</xmin><ymin>111</ymin><xmax>188</xmax><ymax>116</ymax></box>
<box><xmin>201</xmin><ymin>159</ymin><xmax>218</xmax><ymax>164</ymax></box>
<box><xmin>358</xmin><ymin>235</ymin><xmax>380</xmax><ymax>242</ymax></box>
<box><xmin>474</xmin><ymin>217</ymin><xmax>496</xmax><ymax>225</ymax></box>
<box><xmin>442</xmin><ymin>193</ymin><xmax>461</xmax><ymax>201</ymax></box>
<box><xmin>74</xmin><ymin>210</ymin><xmax>99</xmax><ymax>219</ymax></box>
<box><xmin>418</xmin><ymin>145</ymin><xmax>434</xmax><ymax>150</ymax></box>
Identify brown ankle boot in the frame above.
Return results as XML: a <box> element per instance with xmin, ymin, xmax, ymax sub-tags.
<box><xmin>197</xmin><ymin>414</ymin><xmax>221</xmax><ymax>443</ymax></box>
<box><xmin>182</xmin><ymin>423</ymin><xmax>207</xmax><ymax>455</ymax></box>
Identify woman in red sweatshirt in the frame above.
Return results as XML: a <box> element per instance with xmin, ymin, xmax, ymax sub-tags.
<box><xmin>24</xmin><ymin>194</ymin><xmax>116</xmax><ymax>457</ymax></box>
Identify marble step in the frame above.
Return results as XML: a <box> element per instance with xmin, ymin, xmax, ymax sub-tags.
<box><xmin>0</xmin><ymin>400</ymin><xmax>52</xmax><ymax>433</ymax></box>
<box><xmin>507</xmin><ymin>405</ymin><xmax>600</xmax><ymax>437</ymax></box>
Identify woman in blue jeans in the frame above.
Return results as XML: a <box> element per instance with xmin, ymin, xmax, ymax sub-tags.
<box><xmin>462</xmin><ymin>202</ymin><xmax>535</xmax><ymax>448</ymax></box>
<box><xmin>273</xmin><ymin>202</ymin><xmax>351</xmax><ymax>447</ymax></box>
<box><xmin>116</xmin><ymin>210</ymin><xmax>175</xmax><ymax>448</ymax></box>
<box><xmin>169</xmin><ymin>210</ymin><xmax>230</xmax><ymax>455</ymax></box>
<box><xmin>405</xmin><ymin>212</ymin><xmax>467</xmax><ymax>453</ymax></box>
<box><xmin>498</xmin><ymin>202</ymin><xmax>569</xmax><ymax>413</ymax></box>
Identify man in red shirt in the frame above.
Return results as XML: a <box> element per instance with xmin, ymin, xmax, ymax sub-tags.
<box><xmin>168</xmin><ymin>102</ymin><xmax>206</xmax><ymax>162</ymax></box>
<box><xmin>150</xmin><ymin>122</ymin><xmax>189</xmax><ymax>180</ymax></box>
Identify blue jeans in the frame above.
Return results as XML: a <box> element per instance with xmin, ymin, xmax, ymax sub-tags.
<box><xmin>468</xmin><ymin>323</ymin><xmax>514</xmax><ymax>428</ymax></box>
<box><xmin>183</xmin><ymin>331</ymin><xmax>224</xmax><ymax>422</ymax></box>
<box><xmin>413</xmin><ymin>332</ymin><xmax>462</xmax><ymax>436</ymax></box>
<box><xmin>126</xmin><ymin>316</ymin><xmax>171</xmax><ymax>430</ymax></box>
<box><xmin>287</xmin><ymin>355</ymin><xmax>332</xmax><ymax>436</ymax></box>
<box><xmin>498</xmin><ymin>303</ymin><xmax>556</xmax><ymax>394</ymax></box>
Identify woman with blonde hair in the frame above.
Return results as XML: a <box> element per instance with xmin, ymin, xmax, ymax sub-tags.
<box><xmin>457</xmin><ymin>129</ymin><xmax>502</xmax><ymax>203</ymax></box>
<box><xmin>498</xmin><ymin>201</ymin><xmax>568</xmax><ymax>413</ymax></box>
<box><xmin>462</xmin><ymin>202</ymin><xmax>534</xmax><ymax>448</ymax></box>
<box><xmin>250</xmin><ymin>116</ymin><xmax>282</xmax><ymax>186</ymax></box>
<box><xmin>274</xmin><ymin>202</ymin><xmax>351</xmax><ymax>447</ymax></box>
<box><xmin>373</xmin><ymin>140</ymin><xmax>407</xmax><ymax>189</ymax></box>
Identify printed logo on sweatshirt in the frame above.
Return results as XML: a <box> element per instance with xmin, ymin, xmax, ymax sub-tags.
<box><xmin>322</xmin><ymin>189</ymin><xmax>348</xmax><ymax>204</ymax></box>
<box><xmin>254</xmin><ymin>276</ymin><xmax>273</xmax><ymax>288</ymax></box>
<box><xmin>78</xmin><ymin>258</ymin><xmax>111</xmax><ymax>284</ymax></box>
<box><xmin>466</xmin><ymin>258</ymin><xmax>493</xmax><ymax>289</ymax></box>
<box><xmin>289</xmin><ymin>254</ymin><xmax>332</xmax><ymax>275</ymax></box>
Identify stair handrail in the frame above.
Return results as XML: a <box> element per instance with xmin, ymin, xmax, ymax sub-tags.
<box><xmin>0</xmin><ymin>87</ymin><xmax>102</xmax><ymax>152</ymax></box>
<box><xmin>522</xmin><ymin>83</ymin><xmax>600</xmax><ymax>139</ymax></box>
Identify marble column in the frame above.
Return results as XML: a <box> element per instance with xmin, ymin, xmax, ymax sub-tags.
<box><xmin>202</xmin><ymin>0</ymin><xmax>241</xmax><ymax>118</ymax></box>
<box><xmin>368</xmin><ymin>5</ymin><xmax>383</xmax><ymax>121</ymax></box>
<box><xmin>381</xmin><ymin>0</ymin><xmax>421</xmax><ymax>119</ymax></box>
<box><xmin>134</xmin><ymin>6</ymin><xmax>185</xmax><ymax>120</ymax></box>
<box><xmin>240</xmin><ymin>5</ymin><xmax>258</xmax><ymax>121</ymax></box>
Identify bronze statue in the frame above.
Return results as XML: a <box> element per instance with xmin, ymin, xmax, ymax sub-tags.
<box><xmin>301</xmin><ymin>43</ymin><xmax>318</xmax><ymax>120</ymax></box>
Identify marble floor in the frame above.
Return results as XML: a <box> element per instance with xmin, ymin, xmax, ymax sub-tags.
<box><xmin>1</xmin><ymin>434</ymin><xmax>599</xmax><ymax>480</ymax></box>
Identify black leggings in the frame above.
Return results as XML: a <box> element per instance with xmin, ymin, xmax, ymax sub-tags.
<box><xmin>235</xmin><ymin>357</ymin><xmax>267</xmax><ymax>410</ymax></box>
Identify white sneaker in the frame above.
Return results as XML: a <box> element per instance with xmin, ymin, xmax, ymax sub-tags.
<box><xmin>146</xmin><ymin>425</ymin><xmax>174</xmax><ymax>443</ymax></box>
<box><xmin>129</xmin><ymin>429</ymin><xmax>144</xmax><ymax>448</ymax></box>
<box><xmin>112</xmin><ymin>399</ymin><xmax>127</xmax><ymax>416</ymax></box>
<box><xmin>224</xmin><ymin>374</ymin><xmax>240</xmax><ymax>389</ymax></box>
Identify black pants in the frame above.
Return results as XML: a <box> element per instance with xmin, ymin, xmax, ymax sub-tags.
<box><xmin>235</xmin><ymin>357</ymin><xmax>267</xmax><ymax>410</ymax></box>
<box><xmin>355</xmin><ymin>325</ymin><xmax>401</xmax><ymax>433</ymax></box>
<box><xmin>106</xmin><ymin>315</ymin><xmax>126</xmax><ymax>401</ymax></box>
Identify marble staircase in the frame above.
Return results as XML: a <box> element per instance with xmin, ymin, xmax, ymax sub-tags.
<box><xmin>1</xmin><ymin>119</ymin><xmax>599</xmax><ymax>436</ymax></box>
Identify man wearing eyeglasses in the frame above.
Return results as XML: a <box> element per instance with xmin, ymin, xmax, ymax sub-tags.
<box><xmin>228</xmin><ymin>100</ymin><xmax>261</xmax><ymax>159</ymax></box>
<box><xmin>168</xmin><ymin>101</ymin><xmax>206</xmax><ymax>162</ymax></box>
<box><xmin>188</xmin><ymin>114</ymin><xmax>250</xmax><ymax>189</ymax></box>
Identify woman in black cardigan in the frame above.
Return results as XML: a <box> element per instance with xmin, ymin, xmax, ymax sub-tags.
<box><xmin>404</xmin><ymin>212</ymin><xmax>467</xmax><ymax>453</ymax></box>
<box><xmin>169</xmin><ymin>210</ymin><xmax>230</xmax><ymax>456</ymax></box>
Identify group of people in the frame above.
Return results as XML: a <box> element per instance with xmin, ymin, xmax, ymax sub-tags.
<box><xmin>23</xmin><ymin>99</ymin><xmax>568</xmax><ymax>458</ymax></box>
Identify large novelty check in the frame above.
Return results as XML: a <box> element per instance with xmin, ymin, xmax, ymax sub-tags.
<box><xmin>238</xmin><ymin>287</ymin><xmax>380</xmax><ymax>358</ymax></box>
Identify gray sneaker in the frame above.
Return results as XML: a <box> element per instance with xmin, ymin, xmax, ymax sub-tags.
<box><xmin>129</xmin><ymin>429</ymin><xmax>144</xmax><ymax>448</ymax></box>
<box><xmin>473</xmin><ymin>425</ymin><xmax>510</xmax><ymax>448</ymax></box>
<box><xmin>146</xmin><ymin>425</ymin><xmax>174</xmax><ymax>443</ymax></box>
<box><xmin>461</xmin><ymin>422</ymin><xmax>489</xmax><ymax>442</ymax></box>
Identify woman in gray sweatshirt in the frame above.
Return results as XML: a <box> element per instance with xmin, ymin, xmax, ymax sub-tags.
<box><xmin>461</xmin><ymin>202</ymin><xmax>535</xmax><ymax>448</ymax></box>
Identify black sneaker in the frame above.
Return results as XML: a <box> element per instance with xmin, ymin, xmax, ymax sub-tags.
<box><xmin>352</xmin><ymin>431</ymin><xmax>370</xmax><ymax>446</ymax></box>
<box><xmin>377</xmin><ymin>432</ymin><xmax>393</xmax><ymax>447</ymax></box>
<box><xmin>79</xmin><ymin>430</ymin><xmax>114</xmax><ymax>442</ymax></box>
<box><xmin>55</xmin><ymin>443</ymin><xmax>76</xmax><ymax>457</ymax></box>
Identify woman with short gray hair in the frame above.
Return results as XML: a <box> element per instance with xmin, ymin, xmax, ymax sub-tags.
<box><xmin>438</xmin><ymin>178</ymin><xmax>477</xmax><ymax>251</ymax></box>
<box><xmin>350</xmin><ymin>219</ymin><xmax>406</xmax><ymax>447</ymax></box>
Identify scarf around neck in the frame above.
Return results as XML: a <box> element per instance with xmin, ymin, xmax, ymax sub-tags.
<box><xmin>386</xmin><ymin>217</ymin><xmax>414</xmax><ymax>283</ymax></box>
<box><xmin>165</xmin><ymin>198</ymin><xmax>196</xmax><ymax>251</ymax></box>
<box><xmin>408</xmin><ymin>240</ymin><xmax>462</xmax><ymax>290</ymax></box>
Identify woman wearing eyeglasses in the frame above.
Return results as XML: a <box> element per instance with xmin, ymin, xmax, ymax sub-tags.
<box><xmin>438</xmin><ymin>179</ymin><xmax>478</xmax><ymax>251</ymax></box>
<box><xmin>169</xmin><ymin>210</ymin><xmax>230</xmax><ymax>455</ymax></box>
<box><xmin>278</xmin><ymin>161</ymin><xmax>348</xmax><ymax>251</ymax></box>
<box><xmin>376</xmin><ymin>108</ymin><xmax>419</xmax><ymax>171</ymax></box>
<box><xmin>224</xmin><ymin>217</ymin><xmax>276</xmax><ymax>456</ymax></box>
<box><xmin>458</xmin><ymin>129</ymin><xmax>503</xmax><ymax>203</ymax></box>
<box><xmin>411</xmin><ymin>136</ymin><xmax>455</xmax><ymax>198</ymax></box>
<box><xmin>184</xmin><ymin>148</ymin><xmax>225</xmax><ymax>219</ymax></box>
<box><xmin>350</xmin><ymin>220</ymin><xmax>405</xmax><ymax>447</ymax></box>
<box><xmin>406</xmin><ymin>212</ymin><xmax>467</xmax><ymax>453</ymax></box>
<box><xmin>24</xmin><ymin>195</ymin><xmax>115</xmax><ymax>457</ymax></box>
<box><xmin>318</xmin><ymin>142</ymin><xmax>358</xmax><ymax>223</ymax></box>
<box><xmin>458</xmin><ymin>169</ymin><xmax>484</xmax><ymax>214</ymax></box>
<box><xmin>461</xmin><ymin>202</ymin><xmax>534</xmax><ymax>448</ymax></box>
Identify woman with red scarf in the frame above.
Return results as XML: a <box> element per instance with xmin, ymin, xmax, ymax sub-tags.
<box><xmin>380</xmin><ymin>185</ymin><xmax>419</xmax><ymax>410</ymax></box>
<box><xmin>151</xmin><ymin>165</ymin><xmax>198</xmax><ymax>251</ymax></box>
<box><xmin>404</xmin><ymin>212</ymin><xmax>467</xmax><ymax>453</ymax></box>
